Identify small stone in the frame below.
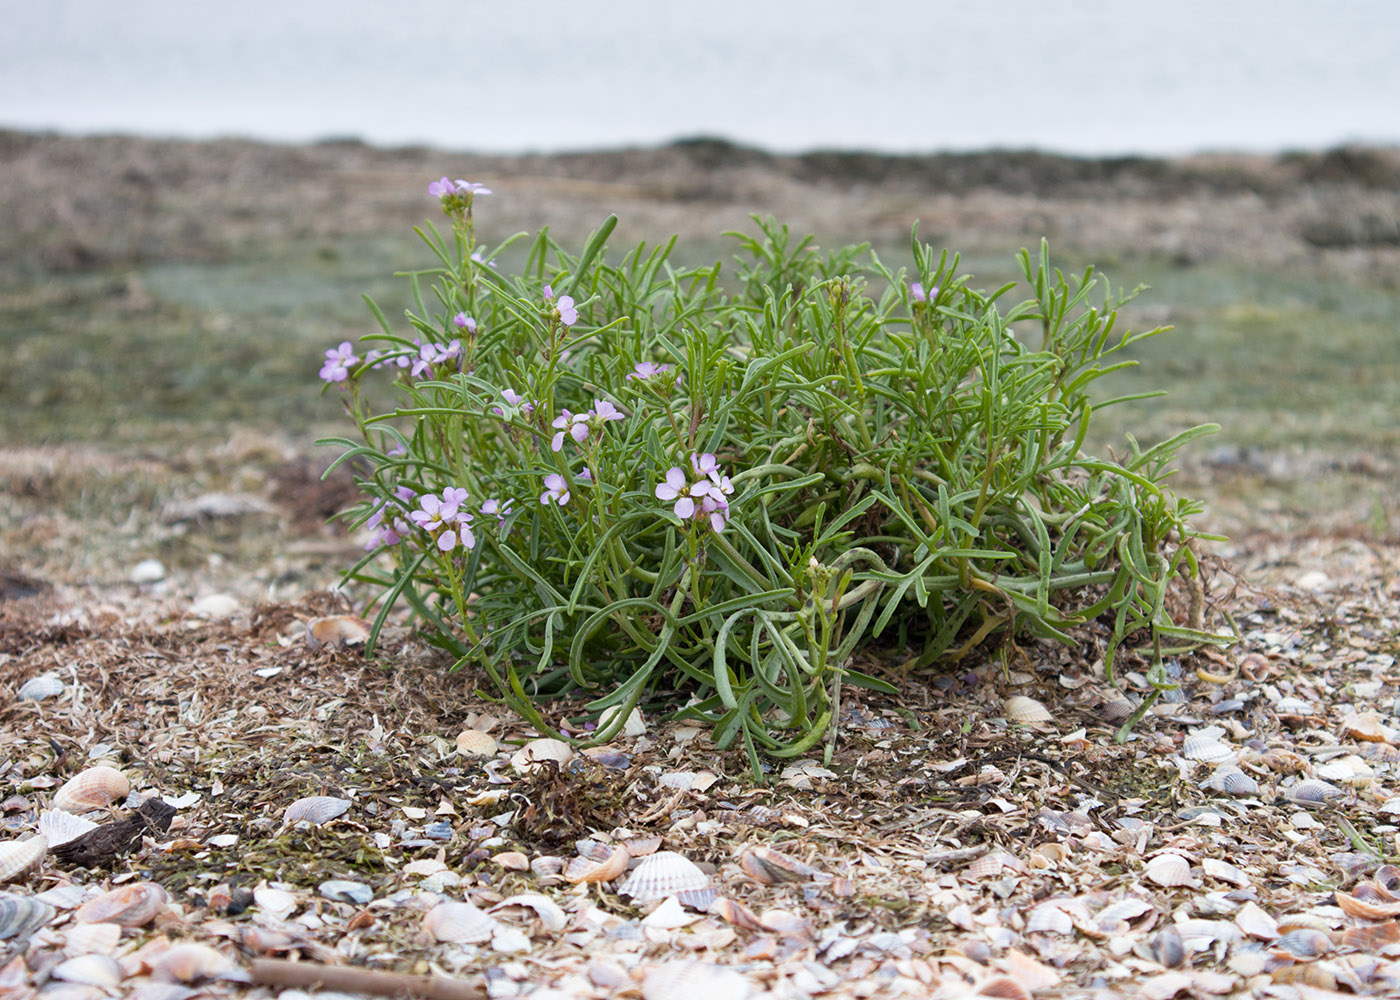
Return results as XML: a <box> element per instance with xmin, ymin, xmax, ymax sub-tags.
<box><xmin>129</xmin><ymin>559</ymin><xmax>167</xmax><ymax>584</ymax></box>
<box><xmin>190</xmin><ymin>594</ymin><xmax>239</xmax><ymax>619</ymax></box>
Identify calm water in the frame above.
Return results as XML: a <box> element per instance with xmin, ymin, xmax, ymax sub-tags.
<box><xmin>3</xmin><ymin>0</ymin><xmax>1399</xmax><ymax>156</ymax></box>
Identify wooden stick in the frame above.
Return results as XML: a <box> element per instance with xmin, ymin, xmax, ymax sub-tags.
<box><xmin>247</xmin><ymin>958</ymin><xmax>483</xmax><ymax>1000</ymax></box>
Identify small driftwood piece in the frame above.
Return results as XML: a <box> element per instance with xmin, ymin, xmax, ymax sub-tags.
<box><xmin>51</xmin><ymin>798</ymin><xmax>177</xmax><ymax>868</ymax></box>
<box><xmin>247</xmin><ymin>958</ymin><xmax>483</xmax><ymax>999</ymax></box>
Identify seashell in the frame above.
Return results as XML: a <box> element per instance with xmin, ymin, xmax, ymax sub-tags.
<box><xmin>1182</xmin><ymin>735</ymin><xmax>1233</xmax><ymax>763</ymax></box>
<box><xmin>530</xmin><ymin>856</ymin><xmax>564</xmax><ymax>878</ymax></box>
<box><xmin>62</xmin><ymin>920</ymin><xmax>122</xmax><ymax>956</ymax></box>
<box><xmin>150</xmin><ymin>943</ymin><xmax>242</xmax><ymax>983</ymax></box>
<box><xmin>1376</xmin><ymin>864</ymin><xmax>1400</xmax><ymax>893</ymax></box>
<box><xmin>455</xmin><ymin>729</ymin><xmax>498</xmax><ymax>757</ymax></box>
<box><xmin>1101</xmin><ymin>692</ymin><xmax>1136</xmax><ymax>721</ymax></box>
<box><xmin>252</xmin><ymin>886</ymin><xmax>298</xmax><ymax>919</ymax></box>
<box><xmin>1025</xmin><ymin>901</ymin><xmax>1075</xmax><ymax>935</ymax></box>
<box><xmin>642</xmin><ymin>896</ymin><xmax>702</xmax><ymax>930</ymax></box>
<box><xmin>1273</xmin><ymin>927</ymin><xmax>1334</xmax><ymax>959</ymax></box>
<box><xmin>52</xmin><ymin>953</ymin><xmax>124</xmax><ymax>988</ymax></box>
<box><xmin>510</xmin><ymin>738</ymin><xmax>574</xmax><ymax>774</ymax></box>
<box><xmin>624</xmin><ymin>834</ymin><xmax>662</xmax><ymax>858</ymax></box>
<box><xmin>241</xmin><ymin>925</ymin><xmax>307</xmax><ymax>955</ymax></box>
<box><xmin>422</xmin><ymin>900</ymin><xmax>496</xmax><ymax>943</ymax></box>
<box><xmin>598</xmin><ymin>704</ymin><xmax>647</xmax><ymax>737</ymax></box>
<box><xmin>1202</xmin><ymin>858</ymin><xmax>1250</xmax><ymax>887</ymax></box>
<box><xmin>1341</xmin><ymin>921</ymin><xmax>1400</xmax><ymax>950</ymax></box>
<box><xmin>1144</xmin><ymin>853</ymin><xmax>1194</xmax><ymax>888</ymax></box>
<box><xmin>1335</xmin><ymin>890</ymin><xmax>1400</xmax><ymax>920</ymax></box>
<box><xmin>710</xmin><ymin>897</ymin><xmax>766</xmax><ymax>931</ymax></box>
<box><xmin>0</xmin><ymin>892</ymin><xmax>55</xmax><ymax>940</ymax></box>
<box><xmin>1234</xmin><ymin>901</ymin><xmax>1279</xmax><ymax>940</ymax></box>
<box><xmin>642</xmin><ymin>960</ymin><xmax>751</xmax><ymax>1000</ymax></box>
<box><xmin>1003</xmin><ymin>695</ymin><xmax>1052</xmax><ymax>724</ymax></box>
<box><xmin>758</xmin><ymin>907</ymin><xmax>811</xmax><ymax>937</ymax></box>
<box><xmin>565</xmin><ymin>844</ymin><xmax>630</xmax><ymax>884</ymax></box>
<box><xmin>318</xmin><ymin>880</ymin><xmax>372</xmax><ymax>904</ymax></box>
<box><xmin>1315</xmin><ymin>755</ymin><xmax>1373</xmax><ymax>786</ymax></box>
<box><xmin>1340</xmin><ymin>711</ymin><xmax>1395</xmax><ymax>744</ymax></box>
<box><xmin>974</xmin><ymin>976</ymin><xmax>1033</xmax><ymax>1000</ymax></box>
<box><xmin>39</xmin><ymin>809</ymin><xmax>101</xmax><ymax>848</ymax></box>
<box><xmin>18</xmin><ymin>672</ymin><xmax>64</xmax><ymax>701</ymax></box>
<box><xmin>493</xmin><ymin>851</ymin><xmax>530</xmax><ymax>871</ymax></box>
<box><xmin>739</xmin><ymin>846</ymin><xmax>823</xmax><ymax>885</ymax></box>
<box><xmin>282</xmin><ymin>795</ymin><xmax>351</xmax><ymax>826</ymax></box>
<box><xmin>618</xmin><ymin>851</ymin><xmax>710</xmax><ymax>902</ymax></box>
<box><xmin>75</xmin><ymin>882</ymin><xmax>168</xmax><ymax>927</ymax></box>
<box><xmin>1286</xmin><ymin>779</ymin><xmax>1343</xmax><ymax>807</ymax></box>
<box><xmin>1200</xmin><ymin>764</ymin><xmax>1258</xmax><ymax>797</ymax></box>
<box><xmin>305</xmin><ymin>615</ymin><xmax>370</xmax><ymax>648</ymax></box>
<box><xmin>965</xmin><ymin>849</ymin><xmax>1021</xmax><ymax>880</ymax></box>
<box><xmin>53</xmin><ymin>767</ymin><xmax>130</xmax><ymax>812</ymax></box>
<box><xmin>491</xmin><ymin>893</ymin><xmax>567</xmax><ymax>933</ymax></box>
<box><xmin>0</xmin><ymin>836</ymin><xmax>46</xmax><ymax>883</ymax></box>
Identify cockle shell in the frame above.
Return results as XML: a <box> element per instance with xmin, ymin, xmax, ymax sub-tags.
<box><xmin>598</xmin><ymin>704</ymin><xmax>647</xmax><ymax>737</ymax></box>
<box><xmin>1003</xmin><ymin>696</ymin><xmax>1053</xmax><ymax>724</ymax></box>
<box><xmin>422</xmin><ymin>900</ymin><xmax>496</xmax><ymax>943</ymax></box>
<box><xmin>0</xmin><ymin>893</ymin><xmax>55</xmax><ymax>940</ymax></box>
<box><xmin>530</xmin><ymin>856</ymin><xmax>564</xmax><ymax>879</ymax></box>
<box><xmin>455</xmin><ymin>729</ymin><xmax>499</xmax><ymax>757</ymax></box>
<box><xmin>1201</xmin><ymin>764</ymin><xmax>1259</xmax><ymax>797</ymax></box>
<box><xmin>17</xmin><ymin>672</ymin><xmax>64</xmax><ymax>701</ymax></box>
<box><xmin>1315</xmin><ymin>755</ymin><xmax>1373</xmax><ymax>786</ymax></box>
<box><xmin>565</xmin><ymin>844</ymin><xmax>630</xmax><ymax>884</ymax></box>
<box><xmin>51</xmin><ymin>954</ymin><xmax>124</xmax><ymax>988</ymax></box>
<box><xmin>39</xmin><ymin>809</ymin><xmax>101</xmax><ymax>848</ymax></box>
<box><xmin>1025</xmin><ymin>901</ymin><xmax>1076</xmax><ymax>935</ymax></box>
<box><xmin>62</xmin><ymin>920</ymin><xmax>122</xmax><ymax>956</ymax></box>
<box><xmin>625</xmin><ymin>834</ymin><xmax>662</xmax><ymax>858</ymax></box>
<box><xmin>0</xmin><ymin>836</ymin><xmax>47</xmax><ymax>883</ymax></box>
<box><xmin>53</xmin><ymin>766</ymin><xmax>130</xmax><ymax>812</ymax></box>
<box><xmin>642</xmin><ymin>960</ymin><xmax>751</xmax><ymax>1000</ymax></box>
<box><xmin>1335</xmin><ymin>889</ymin><xmax>1400</xmax><ymax>920</ymax></box>
<box><xmin>1273</xmin><ymin>928</ymin><xmax>1334</xmax><ymax>959</ymax></box>
<box><xmin>1286</xmin><ymin>779</ymin><xmax>1343</xmax><ymax>806</ymax></box>
<box><xmin>618</xmin><ymin>851</ymin><xmax>710</xmax><ymax>902</ymax></box>
<box><xmin>510</xmin><ymin>738</ymin><xmax>574</xmax><ymax>774</ymax></box>
<box><xmin>1144</xmin><ymin>853</ymin><xmax>1195</xmax><ymax>888</ymax></box>
<box><xmin>305</xmin><ymin>615</ymin><xmax>371</xmax><ymax>648</ymax></box>
<box><xmin>150</xmin><ymin>943</ymin><xmax>243</xmax><ymax>983</ymax></box>
<box><xmin>282</xmin><ymin>795</ymin><xmax>351</xmax><ymax>826</ymax></box>
<box><xmin>75</xmin><ymin>882</ymin><xmax>168</xmax><ymax>927</ymax></box>
<box><xmin>739</xmin><ymin>846</ymin><xmax>823</xmax><ymax>885</ymax></box>
<box><xmin>493</xmin><ymin>851</ymin><xmax>530</xmax><ymax>871</ymax></box>
<box><xmin>710</xmin><ymin>897</ymin><xmax>767</xmax><ymax>931</ymax></box>
<box><xmin>1182</xmin><ymin>735</ymin><xmax>1233</xmax><ymax>763</ymax></box>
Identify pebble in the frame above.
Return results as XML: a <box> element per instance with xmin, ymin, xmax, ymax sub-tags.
<box><xmin>129</xmin><ymin>558</ymin><xmax>167</xmax><ymax>584</ymax></box>
<box><xmin>190</xmin><ymin>594</ymin><xmax>240</xmax><ymax>619</ymax></box>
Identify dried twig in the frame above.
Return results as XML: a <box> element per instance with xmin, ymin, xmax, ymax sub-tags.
<box><xmin>247</xmin><ymin>958</ymin><xmax>483</xmax><ymax>1000</ymax></box>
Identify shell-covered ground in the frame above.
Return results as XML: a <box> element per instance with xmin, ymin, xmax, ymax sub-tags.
<box><xmin>1</xmin><ymin>440</ymin><xmax>1398</xmax><ymax>999</ymax></box>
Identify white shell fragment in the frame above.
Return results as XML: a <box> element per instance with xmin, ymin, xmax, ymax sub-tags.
<box><xmin>510</xmin><ymin>738</ymin><xmax>575</xmax><ymax>774</ymax></box>
<box><xmin>282</xmin><ymin>795</ymin><xmax>352</xmax><ymax>826</ymax></box>
<box><xmin>455</xmin><ymin>729</ymin><xmax>499</xmax><ymax>757</ymax></box>
<box><xmin>599</xmin><ymin>704</ymin><xmax>648</xmax><ymax>737</ymax></box>
<box><xmin>0</xmin><ymin>837</ymin><xmax>47</xmax><ymax>884</ymax></box>
<box><xmin>38</xmin><ymin>809</ymin><xmax>100</xmax><ymax>848</ymax></box>
<box><xmin>1182</xmin><ymin>735</ymin><xmax>1232</xmax><ymax>763</ymax></box>
<box><xmin>51</xmin><ymin>954</ymin><xmax>124</xmax><ymax>988</ymax></box>
<box><xmin>618</xmin><ymin>851</ymin><xmax>710</xmax><ymax>902</ymax></box>
<box><xmin>643</xmin><ymin>960</ymin><xmax>751</xmax><ymax>1000</ymax></box>
<box><xmin>1144</xmin><ymin>853</ymin><xmax>1195</xmax><ymax>888</ymax></box>
<box><xmin>305</xmin><ymin>615</ymin><xmax>371</xmax><ymax>648</ymax></box>
<box><xmin>422</xmin><ymin>900</ymin><xmax>496</xmax><ymax>943</ymax></box>
<box><xmin>491</xmin><ymin>893</ymin><xmax>568</xmax><ymax>933</ymax></box>
<box><xmin>17</xmin><ymin>673</ymin><xmax>65</xmax><ymax>701</ymax></box>
<box><xmin>1003</xmin><ymin>695</ymin><xmax>1053</xmax><ymax>724</ymax></box>
<box><xmin>190</xmin><ymin>593</ymin><xmax>239</xmax><ymax>619</ymax></box>
<box><xmin>75</xmin><ymin>882</ymin><xmax>168</xmax><ymax>927</ymax></box>
<box><xmin>53</xmin><ymin>766</ymin><xmax>130</xmax><ymax>812</ymax></box>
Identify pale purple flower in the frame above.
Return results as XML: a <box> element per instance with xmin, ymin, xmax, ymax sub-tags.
<box><xmin>699</xmin><ymin>493</ymin><xmax>731</xmax><ymax>533</ymax></box>
<box><xmin>591</xmin><ymin>399</ymin><xmax>625</xmax><ymax>424</ymax></box>
<box><xmin>453</xmin><ymin>313</ymin><xmax>477</xmax><ymax>334</ymax></box>
<box><xmin>393</xmin><ymin>485</ymin><xmax>416</xmax><ymax>502</ymax></box>
<box><xmin>437</xmin><ymin>510</ymin><xmax>475</xmax><ymax>552</ymax></box>
<box><xmin>690</xmin><ymin>452</ymin><xmax>719</xmax><ymax>478</ymax></box>
<box><xmin>551</xmin><ymin>409</ymin><xmax>591</xmax><ymax>451</ymax></box>
<box><xmin>543</xmin><ymin>284</ymin><xmax>578</xmax><ymax>326</ymax></box>
<box><xmin>410</xmin><ymin>343</ymin><xmax>438</xmax><ymax>378</ymax></box>
<box><xmin>577</xmin><ymin>467</ymin><xmax>592</xmax><ymax>481</ymax></box>
<box><xmin>453</xmin><ymin>180</ymin><xmax>492</xmax><ymax>196</ymax></box>
<box><xmin>540</xmin><ymin>472</ymin><xmax>570</xmax><ymax>506</ymax></box>
<box><xmin>365</xmin><ymin>502</ymin><xmax>411</xmax><ymax>549</ymax></box>
<box><xmin>655</xmin><ymin>467</ymin><xmax>712</xmax><ymax>520</ymax></box>
<box><xmin>441</xmin><ymin>486</ymin><xmax>469</xmax><ymax>511</ymax></box>
<box><xmin>428</xmin><ymin>176</ymin><xmax>456</xmax><ymax>198</ymax></box>
<box><xmin>627</xmin><ymin>361</ymin><xmax>672</xmax><ymax>381</ymax></box>
<box><xmin>469</xmin><ymin>251</ymin><xmax>498</xmax><ymax>269</ymax></box>
<box><xmin>481</xmin><ymin>498</ymin><xmax>513</xmax><ymax>527</ymax></box>
<box><xmin>410</xmin><ymin>493</ymin><xmax>451</xmax><ymax>532</ymax></box>
<box><xmin>319</xmin><ymin>341</ymin><xmax>359</xmax><ymax>383</ymax></box>
<box><xmin>493</xmin><ymin>387</ymin><xmax>536</xmax><ymax>419</ymax></box>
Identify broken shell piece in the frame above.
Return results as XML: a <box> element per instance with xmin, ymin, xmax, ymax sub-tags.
<box><xmin>710</xmin><ymin>897</ymin><xmax>766</xmax><ymax>931</ymax></box>
<box><xmin>642</xmin><ymin>960</ymin><xmax>751</xmax><ymax>1000</ymax></box>
<box><xmin>564</xmin><ymin>844</ymin><xmax>630</xmax><ymax>884</ymax></box>
<box><xmin>598</xmin><ymin>704</ymin><xmax>647</xmax><ymax>738</ymax></box>
<box><xmin>53</xmin><ymin>766</ymin><xmax>130</xmax><ymax>813</ymax></box>
<box><xmin>150</xmin><ymin>943</ymin><xmax>243</xmax><ymax>983</ymax></box>
<box><xmin>1202</xmin><ymin>858</ymin><xmax>1250</xmax><ymax>887</ymax></box>
<box><xmin>0</xmin><ymin>893</ymin><xmax>55</xmax><ymax>941</ymax></box>
<box><xmin>624</xmin><ymin>834</ymin><xmax>663</xmax><ymax>858</ymax></box>
<box><xmin>618</xmin><ymin>851</ymin><xmax>710</xmax><ymax>902</ymax></box>
<box><xmin>974</xmin><ymin>976</ymin><xmax>1032</xmax><ymax>1000</ymax></box>
<box><xmin>1182</xmin><ymin>735</ymin><xmax>1233</xmax><ymax>763</ymax></box>
<box><xmin>51</xmin><ymin>954</ymin><xmax>124</xmax><ymax>988</ymax></box>
<box><xmin>965</xmin><ymin>849</ymin><xmax>1022</xmax><ymax>880</ymax></box>
<box><xmin>510</xmin><ymin>738</ymin><xmax>574</xmax><ymax>774</ymax></box>
<box><xmin>739</xmin><ymin>846</ymin><xmax>823</xmax><ymax>885</ymax></box>
<box><xmin>1003</xmin><ymin>696</ymin><xmax>1053</xmax><ymax>724</ymax></box>
<box><xmin>38</xmin><ymin>809</ymin><xmax>101</xmax><ymax>848</ymax></box>
<box><xmin>1314</xmin><ymin>755</ymin><xmax>1373</xmax><ymax>786</ymax></box>
<box><xmin>1335</xmin><ymin>890</ymin><xmax>1400</xmax><ymax>920</ymax></box>
<box><xmin>1101</xmin><ymin>692</ymin><xmax>1137</xmax><ymax>721</ymax></box>
<box><xmin>455</xmin><ymin>729</ymin><xmax>499</xmax><ymax>757</ymax></box>
<box><xmin>530</xmin><ymin>856</ymin><xmax>564</xmax><ymax>878</ymax></box>
<box><xmin>62</xmin><ymin>920</ymin><xmax>122</xmax><ymax>956</ymax></box>
<box><xmin>1286</xmin><ymin>779</ymin><xmax>1343</xmax><ymax>807</ymax></box>
<box><xmin>1234</xmin><ymin>901</ymin><xmax>1279</xmax><ymax>940</ymax></box>
<box><xmin>1144</xmin><ymin>853</ymin><xmax>1195</xmax><ymax>888</ymax></box>
<box><xmin>282</xmin><ymin>795</ymin><xmax>351</xmax><ymax>826</ymax></box>
<box><xmin>17</xmin><ymin>673</ymin><xmax>64</xmax><ymax>701</ymax></box>
<box><xmin>75</xmin><ymin>882</ymin><xmax>168</xmax><ymax>928</ymax></box>
<box><xmin>252</xmin><ymin>886</ymin><xmax>298</xmax><ymax>920</ymax></box>
<box><xmin>0</xmin><ymin>837</ymin><xmax>46</xmax><ymax>883</ymax></box>
<box><xmin>305</xmin><ymin>615</ymin><xmax>370</xmax><ymax>648</ymax></box>
<box><xmin>1273</xmin><ymin>928</ymin><xmax>1334</xmax><ymax>959</ymax></box>
<box><xmin>492</xmin><ymin>851</ymin><xmax>530</xmax><ymax>871</ymax></box>
<box><xmin>422</xmin><ymin>900</ymin><xmax>496</xmax><ymax>943</ymax></box>
<box><xmin>491</xmin><ymin>893</ymin><xmax>567</xmax><ymax>933</ymax></box>
<box><xmin>1340</xmin><ymin>711</ymin><xmax>1395</xmax><ymax>744</ymax></box>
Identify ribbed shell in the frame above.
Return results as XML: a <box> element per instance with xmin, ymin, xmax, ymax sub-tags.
<box><xmin>642</xmin><ymin>960</ymin><xmax>751</xmax><ymax>1000</ymax></box>
<box><xmin>421</xmin><ymin>900</ymin><xmax>496</xmax><ymax>943</ymax></box>
<box><xmin>510</xmin><ymin>738</ymin><xmax>574</xmax><ymax>774</ymax></box>
<box><xmin>455</xmin><ymin>729</ymin><xmax>499</xmax><ymax>757</ymax></box>
<box><xmin>491</xmin><ymin>893</ymin><xmax>568</xmax><ymax>933</ymax></box>
<box><xmin>51</xmin><ymin>954</ymin><xmax>124</xmax><ymax>988</ymax></box>
<box><xmin>17</xmin><ymin>672</ymin><xmax>65</xmax><ymax>701</ymax></box>
<box><xmin>738</xmin><ymin>847</ymin><xmax>823</xmax><ymax>885</ymax></box>
<box><xmin>1335</xmin><ymin>889</ymin><xmax>1400</xmax><ymax>920</ymax></box>
<box><xmin>53</xmin><ymin>767</ymin><xmax>130</xmax><ymax>812</ymax></box>
<box><xmin>282</xmin><ymin>795</ymin><xmax>351</xmax><ymax>826</ymax></box>
<box><xmin>1144</xmin><ymin>853</ymin><xmax>1194</xmax><ymax>888</ymax></box>
<box><xmin>62</xmin><ymin>920</ymin><xmax>122</xmax><ymax>956</ymax></box>
<box><xmin>1201</xmin><ymin>764</ymin><xmax>1259</xmax><ymax>797</ymax></box>
<box><xmin>74</xmin><ymin>882</ymin><xmax>168</xmax><ymax>927</ymax></box>
<box><xmin>618</xmin><ymin>851</ymin><xmax>710</xmax><ymax>902</ymax></box>
<box><xmin>564</xmin><ymin>844</ymin><xmax>630</xmax><ymax>884</ymax></box>
<box><xmin>0</xmin><ymin>892</ymin><xmax>55</xmax><ymax>940</ymax></box>
<box><xmin>305</xmin><ymin>615</ymin><xmax>370</xmax><ymax>648</ymax></box>
<box><xmin>38</xmin><ymin>809</ymin><xmax>101</xmax><ymax>848</ymax></box>
<box><xmin>1182</xmin><ymin>735</ymin><xmax>1232</xmax><ymax>762</ymax></box>
<box><xmin>1286</xmin><ymin>779</ymin><xmax>1343</xmax><ymax>806</ymax></box>
<box><xmin>0</xmin><ymin>836</ymin><xmax>47</xmax><ymax>883</ymax></box>
<box><xmin>1003</xmin><ymin>695</ymin><xmax>1053</xmax><ymax>724</ymax></box>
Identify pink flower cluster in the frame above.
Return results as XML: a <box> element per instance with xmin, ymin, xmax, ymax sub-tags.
<box><xmin>410</xmin><ymin>487</ymin><xmax>476</xmax><ymax>552</ymax></box>
<box><xmin>655</xmin><ymin>452</ymin><xmax>736</xmax><ymax>532</ymax></box>
<box><xmin>551</xmin><ymin>399</ymin><xmax>625</xmax><ymax>452</ymax></box>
